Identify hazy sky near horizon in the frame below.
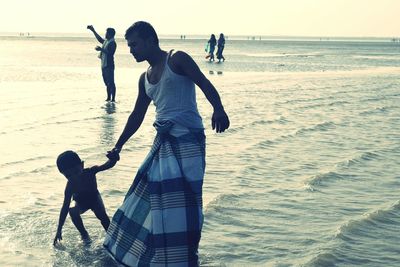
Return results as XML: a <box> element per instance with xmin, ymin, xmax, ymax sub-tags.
<box><xmin>2</xmin><ymin>0</ymin><xmax>399</xmax><ymax>37</ymax></box>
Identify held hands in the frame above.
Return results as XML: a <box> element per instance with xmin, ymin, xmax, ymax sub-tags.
<box><xmin>107</xmin><ymin>147</ymin><xmax>121</xmax><ymax>162</ymax></box>
<box><xmin>212</xmin><ymin>108</ymin><xmax>230</xmax><ymax>133</ymax></box>
<box><xmin>95</xmin><ymin>46</ymin><xmax>102</xmax><ymax>51</ymax></box>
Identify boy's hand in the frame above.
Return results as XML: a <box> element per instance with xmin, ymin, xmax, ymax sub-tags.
<box><xmin>107</xmin><ymin>147</ymin><xmax>120</xmax><ymax>161</ymax></box>
<box><xmin>95</xmin><ymin>46</ymin><xmax>102</xmax><ymax>51</ymax></box>
<box><xmin>53</xmin><ymin>230</ymin><xmax>62</xmax><ymax>246</ymax></box>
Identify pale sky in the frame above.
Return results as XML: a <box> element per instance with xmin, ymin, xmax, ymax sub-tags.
<box><xmin>2</xmin><ymin>0</ymin><xmax>400</xmax><ymax>37</ymax></box>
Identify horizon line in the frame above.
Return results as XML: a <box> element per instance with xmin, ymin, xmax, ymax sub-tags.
<box><xmin>0</xmin><ymin>31</ymin><xmax>399</xmax><ymax>40</ymax></box>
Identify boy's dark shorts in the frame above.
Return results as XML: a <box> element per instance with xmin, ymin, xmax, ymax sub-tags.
<box><xmin>75</xmin><ymin>192</ymin><xmax>106</xmax><ymax>214</ymax></box>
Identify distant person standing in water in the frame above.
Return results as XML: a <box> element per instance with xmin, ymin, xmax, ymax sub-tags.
<box><xmin>103</xmin><ymin>21</ymin><xmax>229</xmax><ymax>266</ymax></box>
<box><xmin>87</xmin><ymin>25</ymin><xmax>117</xmax><ymax>102</ymax></box>
<box><xmin>216</xmin><ymin>33</ymin><xmax>226</xmax><ymax>62</ymax></box>
<box><xmin>206</xmin><ymin>34</ymin><xmax>217</xmax><ymax>61</ymax></box>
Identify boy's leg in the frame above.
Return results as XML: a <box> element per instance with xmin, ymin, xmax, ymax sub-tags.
<box><xmin>91</xmin><ymin>194</ymin><xmax>110</xmax><ymax>231</ymax></box>
<box><xmin>69</xmin><ymin>206</ymin><xmax>89</xmax><ymax>239</ymax></box>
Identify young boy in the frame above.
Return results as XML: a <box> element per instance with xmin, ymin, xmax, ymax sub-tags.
<box><xmin>53</xmin><ymin>150</ymin><xmax>118</xmax><ymax>245</ymax></box>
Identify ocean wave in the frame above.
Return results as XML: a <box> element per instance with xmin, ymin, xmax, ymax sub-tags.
<box><xmin>0</xmin><ymin>115</ymin><xmax>104</xmax><ymax>135</ymax></box>
<box><xmin>226</xmin><ymin>116</ymin><xmax>288</xmax><ymax>134</ymax></box>
<box><xmin>359</xmin><ymin>96</ymin><xmax>392</xmax><ymax>104</ymax></box>
<box><xmin>359</xmin><ymin>106</ymin><xmax>394</xmax><ymax>115</ymax></box>
<box><xmin>257</xmin><ymin>139</ymin><xmax>276</xmax><ymax>148</ymax></box>
<box><xmin>352</xmin><ymin>55</ymin><xmax>400</xmax><ymax>61</ymax></box>
<box><xmin>295</xmin><ymin>99</ymin><xmax>350</xmax><ymax>109</ymax></box>
<box><xmin>103</xmin><ymin>189</ymin><xmax>126</xmax><ymax>196</ymax></box>
<box><xmin>302</xmin><ymin>184</ymin><xmax>321</xmax><ymax>193</ymax></box>
<box><xmin>335</xmin><ymin>200</ymin><xmax>400</xmax><ymax>241</ymax></box>
<box><xmin>305</xmin><ymin>171</ymin><xmax>354</xmax><ymax>187</ymax></box>
<box><xmin>0</xmin><ymin>68</ymin><xmax>94</xmax><ymax>83</ymax></box>
<box><xmin>243</xmin><ymin>53</ymin><xmax>287</xmax><ymax>58</ymax></box>
<box><xmin>1</xmin><ymin>144</ymin><xmax>112</xmax><ymax>181</ymax></box>
<box><xmin>204</xmin><ymin>193</ymin><xmax>270</xmax><ymax>215</ymax></box>
<box><xmin>327</xmin><ymin>100</ymin><xmax>350</xmax><ymax>106</ymax></box>
<box><xmin>337</xmin><ymin>151</ymin><xmax>381</xmax><ymax>168</ymax></box>
<box><xmin>305</xmin><ymin>201</ymin><xmax>400</xmax><ymax>266</ymax></box>
<box><xmin>0</xmin><ymin>170</ymin><xmax>30</xmax><ymax>180</ymax></box>
<box><xmin>295</xmin><ymin>121</ymin><xmax>336</xmax><ymax>135</ymax></box>
<box><xmin>204</xmin><ymin>193</ymin><xmax>240</xmax><ymax>210</ymax></box>
<box><xmin>0</xmin><ymin>156</ymin><xmax>48</xmax><ymax>168</ymax></box>
<box><xmin>279</xmin><ymin>94</ymin><xmax>333</xmax><ymax>105</ymax></box>
<box><xmin>250</xmin><ymin>117</ymin><xmax>288</xmax><ymax>126</ymax></box>
<box><xmin>256</xmin><ymin>132</ymin><xmax>295</xmax><ymax>148</ymax></box>
<box><xmin>1</xmin><ymin>163</ymin><xmax>57</xmax><ymax>180</ymax></box>
<box><xmin>241</xmin><ymin>52</ymin><xmax>324</xmax><ymax>59</ymax></box>
<box><xmin>305</xmin><ymin>251</ymin><xmax>340</xmax><ymax>267</ymax></box>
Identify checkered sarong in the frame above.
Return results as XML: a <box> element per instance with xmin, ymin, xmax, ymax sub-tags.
<box><xmin>104</xmin><ymin>121</ymin><xmax>205</xmax><ymax>267</ymax></box>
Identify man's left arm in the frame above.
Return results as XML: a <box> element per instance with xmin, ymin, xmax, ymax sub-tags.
<box><xmin>170</xmin><ymin>51</ymin><xmax>230</xmax><ymax>133</ymax></box>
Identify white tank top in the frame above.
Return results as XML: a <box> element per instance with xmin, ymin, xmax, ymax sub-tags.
<box><xmin>144</xmin><ymin>50</ymin><xmax>204</xmax><ymax>129</ymax></box>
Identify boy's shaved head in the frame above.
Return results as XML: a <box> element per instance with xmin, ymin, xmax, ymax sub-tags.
<box><xmin>57</xmin><ymin>150</ymin><xmax>82</xmax><ymax>173</ymax></box>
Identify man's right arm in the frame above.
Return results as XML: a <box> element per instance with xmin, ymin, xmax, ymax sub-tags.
<box><xmin>87</xmin><ymin>25</ymin><xmax>104</xmax><ymax>44</ymax></box>
<box><xmin>113</xmin><ymin>73</ymin><xmax>151</xmax><ymax>151</ymax></box>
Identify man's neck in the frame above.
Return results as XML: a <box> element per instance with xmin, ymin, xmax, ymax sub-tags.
<box><xmin>147</xmin><ymin>48</ymin><xmax>166</xmax><ymax>67</ymax></box>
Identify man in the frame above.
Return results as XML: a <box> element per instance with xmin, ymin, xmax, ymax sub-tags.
<box><xmin>87</xmin><ymin>25</ymin><xmax>117</xmax><ymax>102</ymax></box>
<box><xmin>103</xmin><ymin>21</ymin><xmax>230</xmax><ymax>266</ymax></box>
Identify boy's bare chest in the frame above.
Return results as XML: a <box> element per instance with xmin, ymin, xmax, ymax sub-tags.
<box><xmin>70</xmin><ymin>174</ymin><xmax>97</xmax><ymax>193</ymax></box>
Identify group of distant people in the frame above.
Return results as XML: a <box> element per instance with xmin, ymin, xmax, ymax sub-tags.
<box><xmin>206</xmin><ymin>33</ymin><xmax>226</xmax><ymax>62</ymax></box>
<box><xmin>53</xmin><ymin>21</ymin><xmax>230</xmax><ymax>267</ymax></box>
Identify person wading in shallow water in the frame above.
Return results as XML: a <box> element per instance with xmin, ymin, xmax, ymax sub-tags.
<box><xmin>87</xmin><ymin>25</ymin><xmax>117</xmax><ymax>102</ymax></box>
<box><xmin>216</xmin><ymin>33</ymin><xmax>226</xmax><ymax>62</ymax></box>
<box><xmin>53</xmin><ymin>150</ymin><xmax>118</xmax><ymax>245</ymax></box>
<box><xmin>206</xmin><ymin>34</ymin><xmax>217</xmax><ymax>62</ymax></box>
<box><xmin>103</xmin><ymin>21</ymin><xmax>230</xmax><ymax>266</ymax></box>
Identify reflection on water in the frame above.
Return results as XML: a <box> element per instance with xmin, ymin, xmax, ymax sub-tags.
<box><xmin>53</xmin><ymin>239</ymin><xmax>118</xmax><ymax>267</ymax></box>
<box><xmin>100</xmin><ymin>102</ymin><xmax>116</xmax><ymax>145</ymax></box>
<box><xmin>104</xmin><ymin>102</ymin><xmax>116</xmax><ymax>115</ymax></box>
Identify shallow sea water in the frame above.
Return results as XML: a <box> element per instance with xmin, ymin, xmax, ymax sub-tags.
<box><xmin>0</xmin><ymin>36</ymin><xmax>400</xmax><ymax>266</ymax></box>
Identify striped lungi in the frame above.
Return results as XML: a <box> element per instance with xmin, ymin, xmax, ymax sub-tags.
<box><xmin>104</xmin><ymin>121</ymin><xmax>206</xmax><ymax>267</ymax></box>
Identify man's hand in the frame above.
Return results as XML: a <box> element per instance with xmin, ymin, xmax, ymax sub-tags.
<box><xmin>87</xmin><ymin>25</ymin><xmax>94</xmax><ymax>31</ymax></box>
<box><xmin>95</xmin><ymin>46</ymin><xmax>102</xmax><ymax>51</ymax></box>
<box><xmin>212</xmin><ymin>109</ymin><xmax>230</xmax><ymax>133</ymax></box>
<box><xmin>53</xmin><ymin>230</ymin><xmax>62</xmax><ymax>246</ymax></box>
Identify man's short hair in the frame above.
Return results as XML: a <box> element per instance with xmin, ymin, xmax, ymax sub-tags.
<box><xmin>125</xmin><ymin>21</ymin><xmax>159</xmax><ymax>45</ymax></box>
<box><xmin>56</xmin><ymin>150</ymin><xmax>82</xmax><ymax>173</ymax></box>
<box><xmin>107</xmin><ymin>28</ymin><xmax>116</xmax><ymax>37</ymax></box>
